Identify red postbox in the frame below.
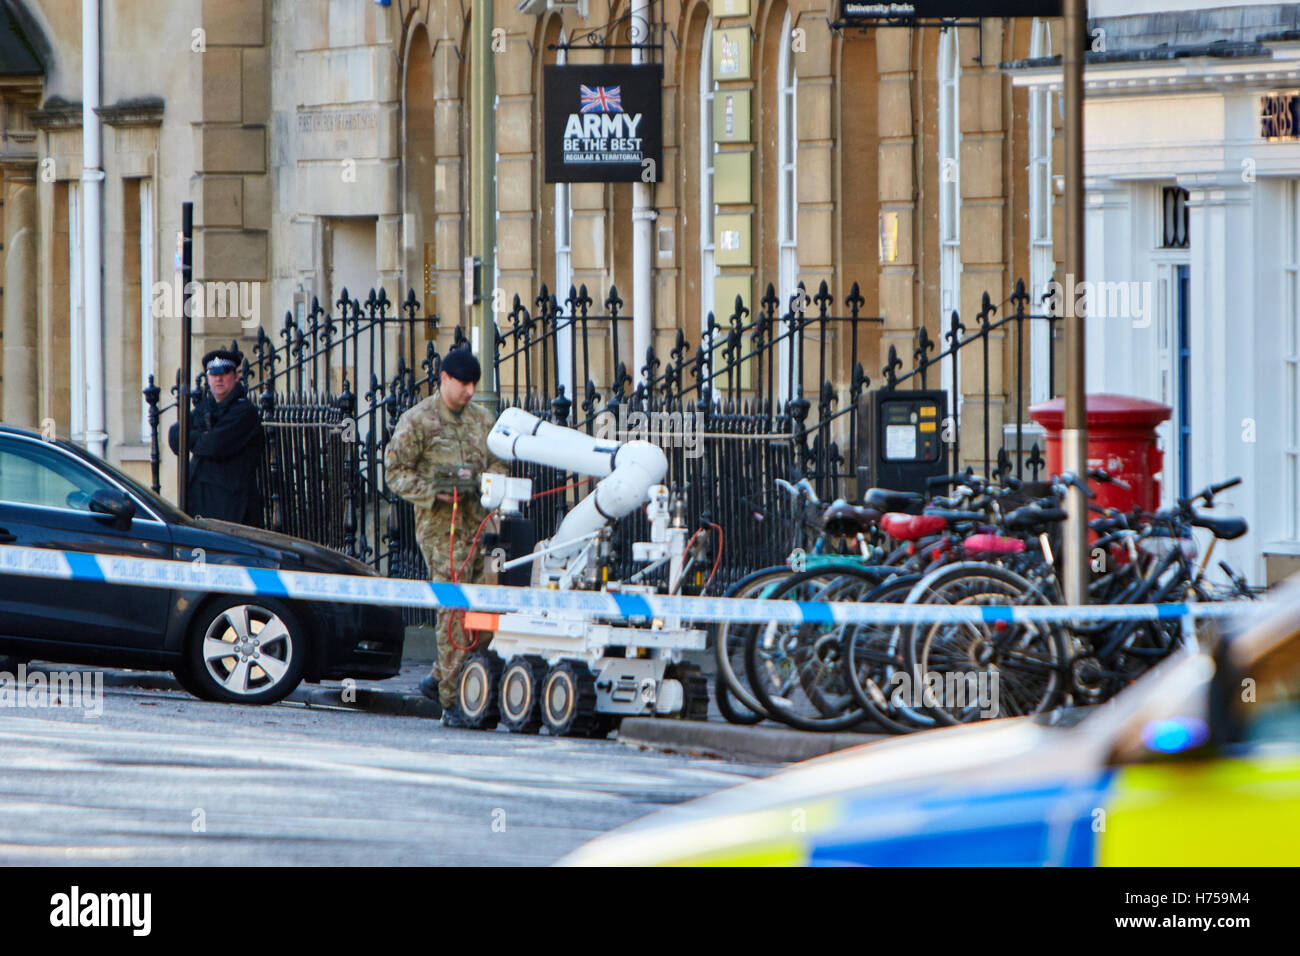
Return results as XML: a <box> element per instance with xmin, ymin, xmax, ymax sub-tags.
<box><xmin>1029</xmin><ymin>393</ymin><xmax>1171</xmax><ymax>515</ymax></box>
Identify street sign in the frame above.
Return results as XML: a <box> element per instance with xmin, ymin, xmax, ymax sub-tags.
<box><xmin>544</xmin><ymin>64</ymin><xmax>664</xmax><ymax>183</ymax></box>
<box><xmin>839</xmin><ymin>1</ymin><xmax>1062</xmax><ymax>18</ymax></box>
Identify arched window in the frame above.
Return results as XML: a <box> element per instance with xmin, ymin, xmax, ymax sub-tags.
<box><xmin>938</xmin><ymin>28</ymin><xmax>961</xmax><ymax>320</ymax></box>
<box><xmin>938</xmin><ymin>28</ymin><xmax>961</xmax><ymax>406</ymax></box>
<box><xmin>1028</xmin><ymin>18</ymin><xmax>1054</xmax><ymax>403</ymax></box>
<box><xmin>700</xmin><ymin>19</ymin><xmax>715</xmax><ymax>331</ymax></box>
<box><xmin>69</xmin><ymin>182</ymin><xmax>84</xmax><ymax>442</ymax></box>
<box><xmin>777</xmin><ymin>8</ymin><xmax>799</xmax><ymax>399</ymax></box>
<box><xmin>777</xmin><ymin>8</ymin><xmax>797</xmax><ymax>304</ymax></box>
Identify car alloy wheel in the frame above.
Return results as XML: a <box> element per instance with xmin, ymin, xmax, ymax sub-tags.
<box><xmin>189</xmin><ymin>600</ymin><xmax>305</xmax><ymax>704</ymax></box>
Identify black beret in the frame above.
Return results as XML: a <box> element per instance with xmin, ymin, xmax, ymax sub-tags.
<box><xmin>202</xmin><ymin>348</ymin><xmax>243</xmax><ymax>374</ymax></box>
<box><xmin>440</xmin><ymin>349</ymin><xmax>481</xmax><ymax>384</ymax></box>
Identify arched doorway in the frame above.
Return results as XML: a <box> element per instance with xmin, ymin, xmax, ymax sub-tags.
<box><xmin>402</xmin><ymin>23</ymin><xmax>436</xmax><ymax>354</ymax></box>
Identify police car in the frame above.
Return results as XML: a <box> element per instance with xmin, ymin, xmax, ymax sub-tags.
<box><xmin>562</xmin><ymin>580</ymin><xmax>1300</xmax><ymax>866</ymax></box>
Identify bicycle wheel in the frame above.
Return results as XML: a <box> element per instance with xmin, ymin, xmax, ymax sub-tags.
<box><xmin>841</xmin><ymin>572</ymin><xmax>938</xmax><ymax>734</ymax></box>
<box><xmin>743</xmin><ymin>566</ymin><xmax>882</xmax><ymax>732</ymax></box>
<box><xmin>902</xmin><ymin>562</ymin><xmax>1067</xmax><ymax>725</ymax></box>
<box><xmin>711</xmin><ymin>566</ymin><xmax>792</xmax><ymax>724</ymax></box>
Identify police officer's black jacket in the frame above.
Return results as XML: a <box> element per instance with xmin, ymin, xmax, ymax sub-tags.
<box><xmin>168</xmin><ymin>383</ymin><xmax>265</xmax><ymax>526</ymax></box>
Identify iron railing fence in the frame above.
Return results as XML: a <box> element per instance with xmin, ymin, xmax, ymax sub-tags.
<box><xmin>879</xmin><ymin>279</ymin><xmax>1060</xmax><ymax>482</ymax></box>
<box><xmin>146</xmin><ymin>278</ymin><xmax>1058</xmax><ymax>597</ymax></box>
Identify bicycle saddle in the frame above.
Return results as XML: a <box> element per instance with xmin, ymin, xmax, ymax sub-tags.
<box><xmin>1005</xmin><ymin>504</ymin><xmax>1068</xmax><ymax>532</ymax></box>
<box><xmin>880</xmin><ymin>513</ymin><xmax>948</xmax><ymax>541</ymax></box>
<box><xmin>962</xmin><ymin>533</ymin><xmax>1027</xmax><ymax>555</ymax></box>
<box><xmin>862</xmin><ymin>488</ymin><xmax>926</xmax><ymax>515</ymax></box>
<box><xmin>822</xmin><ymin>499</ymin><xmax>881</xmax><ymax>535</ymax></box>
<box><xmin>1191</xmin><ymin>514</ymin><xmax>1247</xmax><ymax>540</ymax></box>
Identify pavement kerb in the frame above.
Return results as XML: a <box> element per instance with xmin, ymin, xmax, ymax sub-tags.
<box><xmin>85</xmin><ymin>667</ymin><xmax>879</xmax><ymax>764</ymax></box>
<box><xmin>90</xmin><ymin>667</ymin><xmax>445</xmax><ymax>719</ymax></box>
<box><xmin>616</xmin><ymin>718</ymin><xmax>882</xmax><ymax>764</ymax></box>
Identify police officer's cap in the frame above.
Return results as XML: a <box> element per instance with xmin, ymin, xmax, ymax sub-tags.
<box><xmin>440</xmin><ymin>349</ymin><xmax>481</xmax><ymax>384</ymax></box>
<box><xmin>202</xmin><ymin>348</ymin><xmax>243</xmax><ymax>375</ymax></box>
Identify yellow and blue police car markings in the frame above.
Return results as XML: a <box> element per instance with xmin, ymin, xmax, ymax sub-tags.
<box><xmin>801</xmin><ymin>773</ymin><xmax>1115</xmax><ymax>866</ymax></box>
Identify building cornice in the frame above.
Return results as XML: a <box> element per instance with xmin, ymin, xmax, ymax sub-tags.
<box><xmin>1004</xmin><ymin>55</ymin><xmax>1300</xmax><ymax>97</ymax></box>
<box><xmin>29</xmin><ymin>97</ymin><xmax>81</xmax><ymax>130</ymax></box>
<box><xmin>96</xmin><ymin>97</ymin><xmax>165</xmax><ymax>128</ymax></box>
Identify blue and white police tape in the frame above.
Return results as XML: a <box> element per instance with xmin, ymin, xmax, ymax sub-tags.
<box><xmin>0</xmin><ymin>544</ymin><xmax>1266</xmax><ymax>627</ymax></box>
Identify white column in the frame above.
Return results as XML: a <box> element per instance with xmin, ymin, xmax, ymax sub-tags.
<box><xmin>1187</xmin><ymin>180</ymin><xmax>1257</xmax><ymax>580</ymax></box>
<box><xmin>631</xmin><ymin>0</ymin><xmax>654</xmax><ymax>384</ymax></box>
<box><xmin>1083</xmin><ymin>178</ymin><xmax>1136</xmax><ymax>394</ymax></box>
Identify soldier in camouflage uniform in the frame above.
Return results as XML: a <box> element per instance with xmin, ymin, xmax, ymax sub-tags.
<box><xmin>384</xmin><ymin>349</ymin><xmax>497</xmax><ymax>724</ymax></box>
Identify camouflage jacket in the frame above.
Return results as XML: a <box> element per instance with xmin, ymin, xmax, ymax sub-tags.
<box><xmin>384</xmin><ymin>390</ymin><xmax>498</xmax><ymax>510</ymax></box>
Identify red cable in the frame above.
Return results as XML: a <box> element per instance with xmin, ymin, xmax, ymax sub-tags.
<box><xmin>453</xmin><ymin>477</ymin><xmax>592</xmax><ymax>582</ymax></box>
<box><xmin>683</xmin><ymin>527</ymin><xmax>705</xmax><ymax>561</ymax></box>
<box><xmin>456</xmin><ymin>509</ymin><xmax>497</xmax><ymax>581</ymax></box>
<box><xmin>705</xmin><ymin>522</ymin><xmax>724</xmax><ymax>592</ymax></box>
<box><xmin>529</xmin><ymin>476</ymin><xmax>595</xmax><ymax>500</ymax></box>
<box><xmin>448</xmin><ymin>487</ymin><xmax>459</xmax><ymax>582</ymax></box>
<box><xmin>442</xmin><ymin>475</ymin><xmax>645</xmax><ymax>648</ymax></box>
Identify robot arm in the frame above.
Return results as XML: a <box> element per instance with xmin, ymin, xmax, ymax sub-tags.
<box><xmin>487</xmin><ymin>407</ymin><xmax>668</xmax><ymax>564</ymax></box>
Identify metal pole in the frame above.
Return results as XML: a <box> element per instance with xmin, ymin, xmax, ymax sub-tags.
<box><xmin>178</xmin><ymin>201</ymin><xmax>193</xmax><ymax>513</ymax></box>
<box><xmin>470</xmin><ymin>0</ymin><xmax>498</xmax><ymax>407</ymax></box>
<box><xmin>631</xmin><ymin>0</ymin><xmax>654</xmax><ymax>387</ymax></box>
<box><xmin>1062</xmin><ymin>0</ymin><xmax>1089</xmax><ymax>605</ymax></box>
<box><xmin>82</xmin><ymin>0</ymin><xmax>106</xmax><ymax>458</ymax></box>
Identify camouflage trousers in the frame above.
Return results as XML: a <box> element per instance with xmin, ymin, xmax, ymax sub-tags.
<box><xmin>416</xmin><ymin>495</ymin><xmax>490</xmax><ymax>709</ymax></box>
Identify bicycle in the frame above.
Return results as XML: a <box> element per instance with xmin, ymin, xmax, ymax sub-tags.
<box><xmin>897</xmin><ymin>474</ymin><xmax>1252</xmax><ymax>725</ymax></box>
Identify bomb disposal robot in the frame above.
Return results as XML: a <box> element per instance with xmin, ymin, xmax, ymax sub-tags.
<box><xmin>454</xmin><ymin>407</ymin><xmax>709</xmax><ymax>736</ymax></box>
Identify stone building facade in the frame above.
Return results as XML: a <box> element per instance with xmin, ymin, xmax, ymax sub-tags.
<box><xmin>0</xmin><ymin>0</ymin><xmax>1058</xmax><ymax>503</ymax></box>
<box><xmin>7</xmin><ymin>0</ymin><xmax>1300</xmax><ymax>583</ymax></box>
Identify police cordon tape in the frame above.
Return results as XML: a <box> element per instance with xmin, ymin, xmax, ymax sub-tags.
<box><xmin>0</xmin><ymin>544</ymin><xmax>1269</xmax><ymax>628</ymax></box>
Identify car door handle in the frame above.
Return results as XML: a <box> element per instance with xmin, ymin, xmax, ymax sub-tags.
<box><xmin>0</xmin><ymin>529</ymin><xmax>15</xmax><ymax>543</ymax></box>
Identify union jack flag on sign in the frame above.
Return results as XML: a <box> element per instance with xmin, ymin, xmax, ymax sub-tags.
<box><xmin>579</xmin><ymin>85</ymin><xmax>623</xmax><ymax>114</ymax></box>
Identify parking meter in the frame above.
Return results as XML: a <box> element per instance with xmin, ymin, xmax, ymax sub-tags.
<box><xmin>869</xmin><ymin>390</ymin><xmax>949</xmax><ymax>493</ymax></box>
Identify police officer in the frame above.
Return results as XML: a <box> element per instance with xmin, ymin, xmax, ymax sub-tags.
<box><xmin>168</xmin><ymin>349</ymin><xmax>264</xmax><ymax>526</ymax></box>
<box><xmin>384</xmin><ymin>349</ymin><xmax>497</xmax><ymax>726</ymax></box>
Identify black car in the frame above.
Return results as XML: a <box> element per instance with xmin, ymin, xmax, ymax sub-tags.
<box><xmin>0</xmin><ymin>426</ymin><xmax>404</xmax><ymax>703</ymax></box>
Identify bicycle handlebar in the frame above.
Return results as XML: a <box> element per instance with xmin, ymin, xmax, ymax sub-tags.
<box><xmin>1178</xmin><ymin>475</ymin><xmax>1242</xmax><ymax>510</ymax></box>
<box><xmin>1054</xmin><ymin>472</ymin><xmax>1097</xmax><ymax>499</ymax></box>
<box><xmin>1087</xmin><ymin>467</ymin><xmax>1132</xmax><ymax>491</ymax></box>
<box><xmin>775</xmin><ymin>477</ymin><xmax>821</xmax><ymax>507</ymax></box>
<box><xmin>926</xmin><ymin>471</ymin><xmax>979</xmax><ymax>491</ymax></box>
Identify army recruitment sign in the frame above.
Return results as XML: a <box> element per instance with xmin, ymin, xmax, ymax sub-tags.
<box><xmin>839</xmin><ymin>1</ymin><xmax>1062</xmax><ymax>17</ymax></box>
<box><xmin>544</xmin><ymin>64</ymin><xmax>663</xmax><ymax>183</ymax></box>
